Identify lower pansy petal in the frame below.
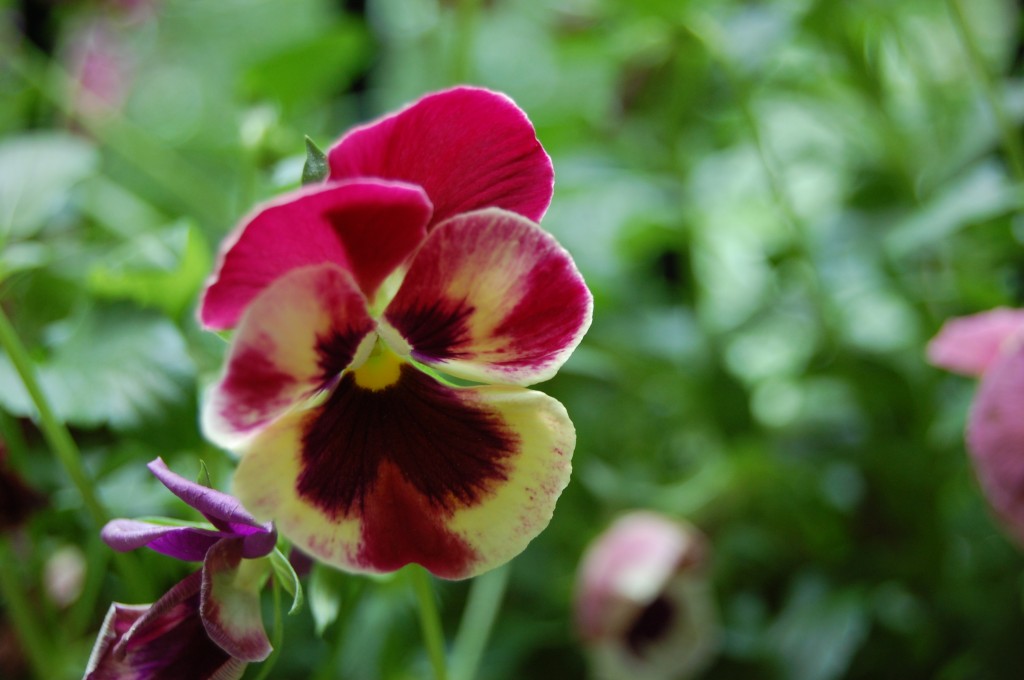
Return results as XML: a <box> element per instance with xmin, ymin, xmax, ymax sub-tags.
<box><xmin>200</xmin><ymin>538</ymin><xmax>272</xmax><ymax>662</ymax></box>
<box><xmin>966</xmin><ymin>338</ymin><xmax>1024</xmax><ymax>544</ymax></box>
<box><xmin>232</xmin><ymin>363</ymin><xmax>575</xmax><ymax>580</ymax></box>
<box><xmin>382</xmin><ymin>208</ymin><xmax>592</xmax><ymax>386</ymax></box>
<box><xmin>202</xmin><ymin>263</ymin><xmax>376</xmax><ymax>447</ymax></box>
<box><xmin>199</xmin><ymin>180</ymin><xmax>431</xmax><ymax>331</ymax></box>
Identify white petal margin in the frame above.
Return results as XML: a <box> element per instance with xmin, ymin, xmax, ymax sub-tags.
<box><xmin>202</xmin><ymin>263</ymin><xmax>376</xmax><ymax>450</ymax></box>
<box><xmin>381</xmin><ymin>208</ymin><xmax>592</xmax><ymax>387</ymax></box>
<box><xmin>230</xmin><ymin>383</ymin><xmax>575</xmax><ymax>580</ymax></box>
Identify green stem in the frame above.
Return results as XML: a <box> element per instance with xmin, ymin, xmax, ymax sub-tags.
<box><xmin>947</xmin><ymin>0</ymin><xmax>1024</xmax><ymax>183</ymax></box>
<box><xmin>450</xmin><ymin>566</ymin><xmax>509</xmax><ymax>680</ymax></box>
<box><xmin>410</xmin><ymin>565</ymin><xmax>449</xmax><ymax>680</ymax></box>
<box><xmin>0</xmin><ymin>537</ymin><xmax>54</xmax><ymax>679</ymax></box>
<box><xmin>451</xmin><ymin>0</ymin><xmax>480</xmax><ymax>83</ymax></box>
<box><xmin>251</xmin><ymin>581</ymin><xmax>283</xmax><ymax>680</ymax></box>
<box><xmin>0</xmin><ymin>307</ymin><xmax>150</xmax><ymax>600</ymax></box>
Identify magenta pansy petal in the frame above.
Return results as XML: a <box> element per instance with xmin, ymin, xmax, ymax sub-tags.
<box><xmin>200</xmin><ymin>539</ymin><xmax>272</xmax><ymax>662</ymax></box>
<box><xmin>200</xmin><ymin>180</ymin><xmax>431</xmax><ymax>331</ymax></box>
<box><xmin>232</xmin><ymin>362</ymin><xmax>574</xmax><ymax>580</ymax></box>
<box><xmin>966</xmin><ymin>338</ymin><xmax>1024</xmax><ymax>544</ymax></box>
<box><xmin>381</xmin><ymin>208</ymin><xmax>592</xmax><ymax>386</ymax></box>
<box><xmin>101</xmin><ymin>519</ymin><xmax>222</xmax><ymax>562</ymax></box>
<box><xmin>85</xmin><ymin>572</ymin><xmax>247</xmax><ymax>680</ymax></box>
<box><xmin>327</xmin><ymin>87</ymin><xmax>554</xmax><ymax>229</ymax></box>
<box><xmin>926</xmin><ymin>308</ymin><xmax>1024</xmax><ymax>376</ymax></box>
<box><xmin>202</xmin><ymin>264</ymin><xmax>376</xmax><ymax>447</ymax></box>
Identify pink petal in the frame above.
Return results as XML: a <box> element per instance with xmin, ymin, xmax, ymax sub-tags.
<box><xmin>927</xmin><ymin>308</ymin><xmax>1024</xmax><ymax>376</ymax></box>
<box><xmin>200</xmin><ymin>539</ymin><xmax>272</xmax><ymax>662</ymax></box>
<box><xmin>232</xmin><ymin>358</ymin><xmax>575</xmax><ymax>580</ymax></box>
<box><xmin>381</xmin><ymin>208</ymin><xmax>592</xmax><ymax>386</ymax></box>
<box><xmin>200</xmin><ymin>180</ymin><xmax>431</xmax><ymax>331</ymax></box>
<box><xmin>202</xmin><ymin>264</ymin><xmax>376</xmax><ymax>447</ymax></box>
<box><xmin>327</xmin><ymin>87</ymin><xmax>554</xmax><ymax>229</ymax></box>
<box><xmin>966</xmin><ymin>337</ymin><xmax>1024</xmax><ymax>544</ymax></box>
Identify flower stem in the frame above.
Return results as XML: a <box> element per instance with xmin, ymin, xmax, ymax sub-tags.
<box><xmin>0</xmin><ymin>537</ymin><xmax>54</xmax><ymax>679</ymax></box>
<box><xmin>451</xmin><ymin>0</ymin><xmax>480</xmax><ymax>83</ymax></box>
<box><xmin>0</xmin><ymin>307</ymin><xmax>151</xmax><ymax>600</ymax></box>
<box><xmin>410</xmin><ymin>565</ymin><xmax>448</xmax><ymax>680</ymax></box>
<box><xmin>450</xmin><ymin>565</ymin><xmax>509</xmax><ymax>680</ymax></box>
<box><xmin>947</xmin><ymin>0</ymin><xmax>1024</xmax><ymax>183</ymax></box>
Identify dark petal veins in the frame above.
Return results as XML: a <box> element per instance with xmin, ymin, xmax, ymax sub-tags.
<box><xmin>387</xmin><ymin>298</ymin><xmax>474</xmax><ymax>362</ymax></box>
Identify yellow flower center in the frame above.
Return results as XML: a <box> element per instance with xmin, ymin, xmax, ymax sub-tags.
<box><xmin>352</xmin><ymin>340</ymin><xmax>404</xmax><ymax>391</ymax></box>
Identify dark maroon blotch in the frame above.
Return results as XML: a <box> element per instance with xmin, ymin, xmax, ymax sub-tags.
<box><xmin>296</xmin><ymin>364</ymin><xmax>515</xmax><ymax>518</ymax></box>
<box><xmin>316</xmin><ymin>330</ymin><xmax>365</xmax><ymax>383</ymax></box>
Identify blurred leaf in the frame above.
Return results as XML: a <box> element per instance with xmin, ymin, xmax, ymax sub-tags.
<box><xmin>242</xmin><ymin>22</ymin><xmax>372</xmax><ymax>112</ymax></box>
<box><xmin>0</xmin><ymin>305</ymin><xmax>195</xmax><ymax>429</ymax></box>
<box><xmin>86</xmin><ymin>222</ymin><xmax>211</xmax><ymax>318</ymax></box>
<box><xmin>309</xmin><ymin>562</ymin><xmax>347</xmax><ymax>636</ymax></box>
<box><xmin>768</xmin><ymin>573</ymin><xmax>870</xmax><ymax>680</ymax></box>
<box><xmin>0</xmin><ymin>133</ymin><xmax>98</xmax><ymax>242</ymax></box>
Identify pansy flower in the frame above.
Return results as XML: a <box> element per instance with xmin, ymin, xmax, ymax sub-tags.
<box><xmin>197</xmin><ymin>87</ymin><xmax>592</xmax><ymax>580</ymax></box>
<box><xmin>575</xmin><ymin>512</ymin><xmax>719</xmax><ymax>680</ymax></box>
<box><xmin>927</xmin><ymin>308</ymin><xmax>1024</xmax><ymax>544</ymax></box>
<box><xmin>97</xmin><ymin>458</ymin><xmax>276</xmax><ymax>671</ymax></box>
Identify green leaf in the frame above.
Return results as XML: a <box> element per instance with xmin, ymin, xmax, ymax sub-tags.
<box><xmin>86</xmin><ymin>222</ymin><xmax>212</xmax><ymax>318</ymax></box>
<box><xmin>302</xmin><ymin>137</ymin><xmax>329</xmax><ymax>186</ymax></box>
<box><xmin>268</xmin><ymin>548</ymin><xmax>303</xmax><ymax>616</ymax></box>
<box><xmin>309</xmin><ymin>562</ymin><xmax>348</xmax><ymax>635</ymax></box>
<box><xmin>0</xmin><ymin>305</ymin><xmax>195</xmax><ymax>430</ymax></box>
<box><xmin>0</xmin><ymin>133</ymin><xmax>98</xmax><ymax>242</ymax></box>
<box><xmin>197</xmin><ymin>460</ymin><xmax>213</xmax><ymax>488</ymax></box>
<box><xmin>242</xmin><ymin>22</ymin><xmax>372</xmax><ymax>113</ymax></box>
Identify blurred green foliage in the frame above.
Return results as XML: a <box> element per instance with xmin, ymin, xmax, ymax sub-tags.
<box><xmin>2</xmin><ymin>0</ymin><xmax>1024</xmax><ymax>678</ymax></box>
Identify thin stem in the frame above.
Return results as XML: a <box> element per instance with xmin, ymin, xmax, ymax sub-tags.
<box><xmin>947</xmin><ymin>0</ymin><xmax>1024</xmax><ymax>183</ymax></box>
<box><xmin>0</xmin><ymin>307</ymin><xmax>150</xmax><ymax>600</ymax></box>
<box><xmin>450</xmin><ymin>0</ymin><xmax>480</xmax><ymax>83</ymax></box>
<box><xmin>251</xmin><ymin>580</ymin><xmax>283</xmax><ymax>680</ymax></box>
<box><xmin>0</xmin><ymin>537</ymin><xmax>54</xmax><ymax>679</ymax></box>
<box><xmin>410</xmin><ymin>565</ymin><xmax>449</xmax><ymax>680</ymax></box>
<box><xmin>450</xmin><ymin>566</ymin><xmax>509</xmax><ymax>680</ymax></box>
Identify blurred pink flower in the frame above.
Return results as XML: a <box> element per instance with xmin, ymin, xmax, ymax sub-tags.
<box><xmin>928</xmin><ymin>308</ymin><xmax>1024</xmax><ymax>543</ymax></box>
<box><xmin>575</xmin><ymin>512</ymin><xmax>718</xmax><ymax>680</ymax></box>
<box><xmin>65</xmin><ymin>20</ymin><xmax>133</xmax><ymax>120</ymax></box>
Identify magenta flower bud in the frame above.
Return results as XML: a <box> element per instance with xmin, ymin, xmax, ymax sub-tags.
<box><xmin>928</xmin><ymin>308</ymin><xmax>1024</xmax><ymax>544</ymax></box>
<box><xmin>84</xmin><ymin>572</ymin><xmax>247</xmax><ymax>680</ymax></box>
<box><xmin>575</xmin><ymin>512</ymin><xmax>718</xmax><ymax>680</ymax></box>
